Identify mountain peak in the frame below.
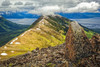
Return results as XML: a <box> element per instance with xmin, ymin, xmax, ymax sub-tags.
<box><xmin>65</xmin><ymin>21</ymin><xmax>93</xmax><ymax>62</ymax></box>
<box><xmin>70</xmin><ymin>21</ymin><xmax>82</xmax><ymax>33</ymax></box>
<box><xmin>29</xmin><ymin>14</ymin><xmax>70</xmax><ymax>29</ymax></box>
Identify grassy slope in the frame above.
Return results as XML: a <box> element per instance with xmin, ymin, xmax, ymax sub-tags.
<box><xmin>0</xmin><ymin>15</ymin><xmax>96</xmax><ymax>60</ymax></box>
<box><xmin>0</xmin><ymin>29</ymin><xmax>27</xmax><ymax>47</ymax></box>
<box><xmin>0</xmin><ymin>16</ymin><xmax>29</xmax><ymax>46</ymax></box>
<box><xmin>0</xmin><ymin>17</ymin><xmax>28</xmax><ymax>32</ymax></box>
<box><xmin>4</xmin><ymin>16</ymin><xmax>70</xmax><ymax>50</ymax></box>
<box><xmin>81</xmin><ymin>25</ymin><xmax>96</xmax><ymax>38</ymax></box>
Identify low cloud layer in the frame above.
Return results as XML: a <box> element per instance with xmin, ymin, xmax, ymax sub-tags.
<box><xmin>67</xmin><ymin>2</ymin><xmax>100</xmax><ymax>13</ymax></box>
<box><xmin>25</xmin><ymin>2</ymin><xmax>33</xmax><ymax>5</ymax></box>
<box><xmin>29</xmin><ymin>5</ymin><xmax>61</xmax><ymax>15</ymax></box>
<box><xmin>0</xmin><ymin>0</ymin><xmax>100</xmax><ymax>15</ymax></box>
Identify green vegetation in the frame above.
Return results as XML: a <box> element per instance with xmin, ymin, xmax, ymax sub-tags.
<box><xmin>0</xmin><ymin>17</ymin><xmax>28</xmax><ymax>32</ymax></box>
<box><xmin>0</xmin><ymin>16</ymin><xmax>29</xmax><ymax>46</ymax></box>
<box><xmin>81</xmin><ymin>25</ymin><xmax>96</xmax><ymax>38</ymax></box>
<box><xmin>46</xmin><ymin>63</ymin><xmax>56</xmax><ymax>67</ymax></box>
<box><xmin>0</xmin><ymin>29</ymin><xmax>27</xmax><ymax>47</ymax></box>
<box><xmin>85</xmin><ymin>30</ymin><xmax>95</xmax><ymax>38</ymax></box>
<box><xmin>9</xmin><ymin>63</ymin><xmax>13</xmax><ymax>67</ymax></box>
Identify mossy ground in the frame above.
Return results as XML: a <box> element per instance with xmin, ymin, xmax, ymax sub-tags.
<box><xmin>85</xmin><ymin>30</ymin><xmax>95</xmax><ymax>38</ymax></box>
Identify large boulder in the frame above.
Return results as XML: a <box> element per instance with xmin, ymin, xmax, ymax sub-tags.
<box><xmin>65</xmin><ymin>21</ymin><xmax>93</xmax><ymax>63</ymax></box>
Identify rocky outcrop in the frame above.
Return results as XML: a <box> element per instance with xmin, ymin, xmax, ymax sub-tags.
<box><xmin>65</xmin><ymin>22</ymin><xmax>100</xmax><ymax>67</ymax></box>
<box><xmin>0</xmin><ymin>44</ymin><xmax>67</xmax><ymax>67</ymax></box>
<box><xmin>65</xmin><ymin>21</ymin><xmax>93</xmax><ymax>63</ymax></box>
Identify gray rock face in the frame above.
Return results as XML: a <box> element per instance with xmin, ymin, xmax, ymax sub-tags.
<box><xmin>65</xmin><ymin>21</ymin><xmax>93</xmax><ymax>62</ymax></box>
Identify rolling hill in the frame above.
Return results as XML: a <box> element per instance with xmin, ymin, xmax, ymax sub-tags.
<box><xmin>0</xmin><ymin>15</ymin><xmax>95</xmax><ymax>60</ymax></box>
<box><xmin>0</xmin><ymin>16</ymin><xmax>28</xmax><ymax>32</ymax></box>
<box><xmin>0</xmin><ymin>16</ymin><xmax>29</xmax><ymax>46</ymax></box>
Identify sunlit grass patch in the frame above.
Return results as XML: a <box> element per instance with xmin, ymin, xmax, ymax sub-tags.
<box><xmin>0</xmin><ymin>50</ymin><xmax>27</xmax><ymax>60</ymax></box>
<box><xmin>85</xmin><ymin>31</ymin><xmax>95</xmax><ymax>38</ymax></box>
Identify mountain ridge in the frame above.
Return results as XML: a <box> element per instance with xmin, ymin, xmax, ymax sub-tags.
<box><xmin>0</xmin><ymin>21</ymin><xmax>99</xmax><ymax>67</ymax></box>
<box><xmin>0</xmin><ymin>15</ymin><xmax>96</xmax><ymax>61</ymax></box>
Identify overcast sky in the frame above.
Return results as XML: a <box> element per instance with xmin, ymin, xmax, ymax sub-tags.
<box><xmin>0</xmin><ymin>0</ymin><xmax>100</xmax><ymax>15</ymax></box>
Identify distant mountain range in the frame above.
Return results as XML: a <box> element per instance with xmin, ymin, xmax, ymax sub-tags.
<box><xmin>1</xmin><ymin>11</ymin><xmax>100</xmax><ymax>19</ymax></box>
<box><xmin>0</xmin><ymin>11</ymin><xmax>40</xmax><ymax>19</ymax></box>
<box><xmin>58</xmin><ymin>12</ymin><xmax>100</xmax><ymax>19</ymax></box>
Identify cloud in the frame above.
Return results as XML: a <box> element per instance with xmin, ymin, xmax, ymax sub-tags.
<box><xmin>66</xmin><ymin>2</ymin><xmax>100</xmax><ymax>13</ymax></box>
<box><xmin>25</xmin><ymin>2</ymin><xmax>33</xmax><ymax>5</ymax></box>
<box><xmin>29</xmin><ymin>5</ymin><xmax>61</xmax><ymax>15</ymax></box>
<box><xmin>1</xmin><ymin>0</ymin><xmax>12</xmax><ymax>6</ymax></box>
<box><xmin>14</xmin><ymin>1</ymin><xmax>23</xmax><ymax>5</ymax></box>
<box><xmin>29</xmin><ymin>2</ymin><xmax>100</xmax><ymax>15</ymax></box>
<box><xmin>0</xmin><ymin>0</ymin><xmax>100</xmax><ymax>15</ymax></box>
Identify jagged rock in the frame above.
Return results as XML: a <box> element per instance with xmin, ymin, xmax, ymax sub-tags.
<box><xmin>78</xmin><ymin>34</ymin><xmax>100</xmax><ymax>67</ymax></box>
<box><xmin>65</xmin><ymin>21</ymin><xmax>93</xmax><ymax>62</ymax></box>
<box><xmin>90</xmin><ymin>34</ymin><xmax>100</xmax><ymax>52</ymax></box>
<box><xmin>77</xmin><ymin>54</ymin><xmax>100</xmax><ymax>67</ymax></box>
